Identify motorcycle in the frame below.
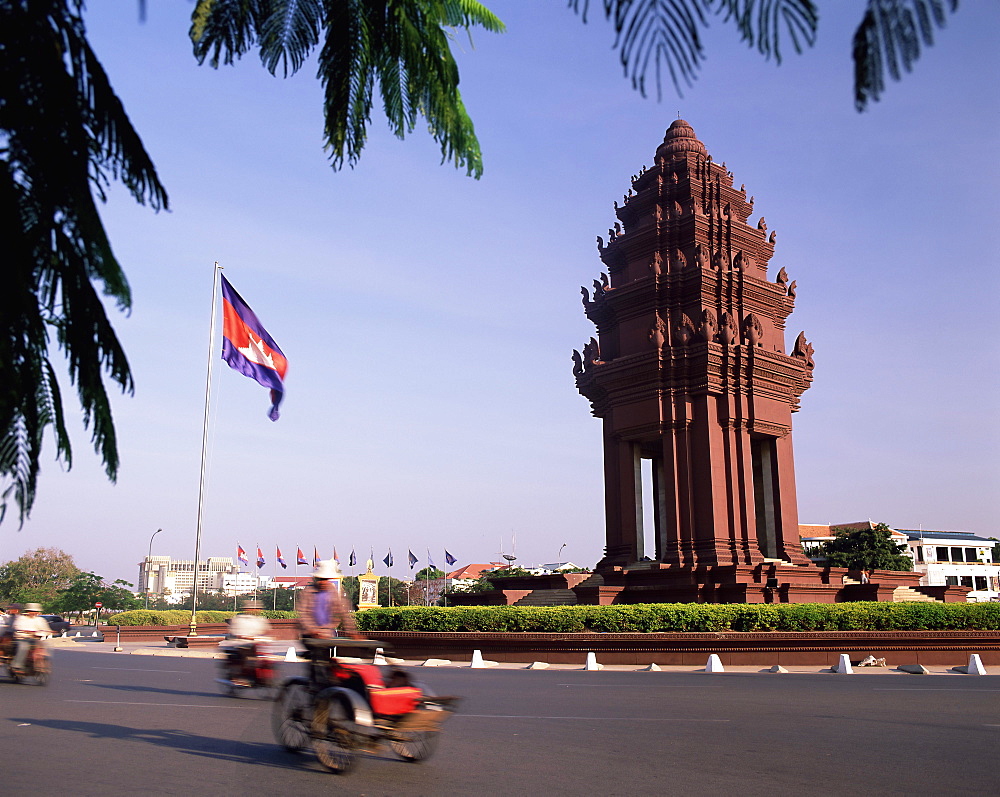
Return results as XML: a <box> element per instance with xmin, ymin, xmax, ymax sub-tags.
<box><xmin>216</xmin><ymin>640</ymin><xmax>276</xmax><ymax>697</ymax></box>
<box><xmin>1</xmin><ymin>638</ymin><xmax>50</xmax><ymax>685</ymax></box>
<box><xmin>271</xmin><ymin>638</ymin><xmax>460</xmax><ymax>774</ymax></box>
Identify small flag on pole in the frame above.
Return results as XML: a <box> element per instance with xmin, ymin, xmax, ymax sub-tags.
<box><xmin>220</xmin><ymin>275</ymin><xmax>288</xmax><ymax>421</ymax></box>
<box><xmin>427</xmin><ymin>549</ymin><xmax>435</xmax><ymax>569</ymax></box>
<box><xmin>296</xmin><ymin>547</ymin><xmax>308</xmax><ymax>566</ymax></box>
<box><xmin>349</xmin><ymin>549</ymin><xmax>357</xmax><ymax>567</ymax></box>
<box><xmin>383</xmin><ymin>550</ymin><xmax>393</xmax><ymax>568</ymax></box>
<box><xmin>256</xmin><ymin>547</ymin><xmax>266</xmax><ymax>569</ymax></box>
<box><xmin>312</xmin><ymin>546</ymin><xmax>319</xmax><ymax>568</ymax></box>
<box><xmin>408</xmin><ymin>550</ymin><xmax>418</xmax><ymax>569</ymax></box>
<box><xmin>237</xmin><ymin>545</ymin><xmax>249</xmax><ymax>567</ymax></box>
<box><xmin>276</xmin><ymin>547</ymin><xmax>287</xmax><ymax>569</ymax></box>
<box><xmin>333</xmin><ymin>547</ymin><xmax>340</xmax><ymax>564</ymax></box>
<box><xmin>445</xmin><ymin>550</ymin><xmax>457</xmax><ymax>566</ymax></box>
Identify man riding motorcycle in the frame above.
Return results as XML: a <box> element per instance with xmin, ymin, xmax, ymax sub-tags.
<box><xmin>10</xmin><ymin>603</ymin><xmax>51</xmax><ymax>675</ymax></box>
<box><xmin>222</xmin><ymin>599</ymin><xmax>271</xmax><ymax>686</ymax></box>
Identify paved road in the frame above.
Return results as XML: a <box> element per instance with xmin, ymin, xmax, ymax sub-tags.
<box><xmin>2</xmin><ymin>648</ymin><xmax>997</xmax><ymax>796</ymax></box>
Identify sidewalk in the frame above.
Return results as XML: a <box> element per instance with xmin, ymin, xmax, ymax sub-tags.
<box><xmin>51</xmin><ymin>638</ymin><xmax>993</xmax><ymax>675</ymax></box>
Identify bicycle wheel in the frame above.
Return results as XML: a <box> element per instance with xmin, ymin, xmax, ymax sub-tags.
<box><xmin>311</xmin><ymin>690</ymin><xmax>357</xmax><ymax>774</ymax></box>
<box><xmin>390</xmin><ymin>730</ymin><xmax>439</xmax><ymax>762</ymax></box>
<box><xmin>271</xmin><ymin>678</ymin><xmax>312</xmax><ymax>752</ymax></box>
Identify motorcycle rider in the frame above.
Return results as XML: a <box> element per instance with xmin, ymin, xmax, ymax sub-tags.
<box><xmin>296</xmin><ymin>559</ymin><xmax>359</xmax><ymax>640</ymax></box>
<box><xmin>0</xmin><ymin>603</ymin><xmax>21</xmax><ymax>658</ymax></box>
<box><xmin>11</xmin><ymin>603</ymin><xmax>52</xmax><ymax>675</ymax></box>
<box><xmin>224</xmin><ymin>599</ymin><xmax>271</xmax><ymax>685</ymax></box>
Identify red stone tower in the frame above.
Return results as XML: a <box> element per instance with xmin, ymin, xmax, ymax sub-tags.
<box><xmin>575</xmin><ymin>120</ymin><xmax>820</xmax><ymax>601</ymax></box>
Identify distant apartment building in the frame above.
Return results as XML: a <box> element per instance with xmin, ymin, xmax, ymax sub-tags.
<box><xmin>139</xmin><ymin>556</ymin><xmax>238</xmax><ymax>597</ymax></box>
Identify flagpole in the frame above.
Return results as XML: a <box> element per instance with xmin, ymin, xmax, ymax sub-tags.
<box><xmin>189</xmin><ymin>262</ymin><xmax>222</xmax><ymax>637</ymax></box>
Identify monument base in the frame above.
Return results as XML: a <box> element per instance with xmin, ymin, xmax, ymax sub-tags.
<box><xmin>446</xmin><ymin>565</ymin><xmax>966</xmax><ymax>606</ymax></box>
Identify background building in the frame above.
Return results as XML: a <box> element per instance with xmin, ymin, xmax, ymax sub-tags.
<box><xmin>138</xmin><ymin>556</ymin><xmax>238</xmax><ymax>598</ymax></box>
<box><xmin>900</xmin><ymin>530</ymin><xmax>999</xmax><ymax>602</ymax></box>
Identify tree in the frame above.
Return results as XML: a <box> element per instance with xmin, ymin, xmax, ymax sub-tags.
<box><xmin>570</xmin><ymin>0</ymin><xmax>960</xmax><ymax>110</ymax></box>
<box><xmin>0</xmin><ymin>546</ymin><xmax>80</xmax><ymax>605</ymax></box>
<box><xmin>1</xmin><ymin>0</ymin><xmax>168</xmax><ymax>525</ymax></box>
<box><xmin>819</xmin><ymin>523</ymin><xmax>914</xmax><ymax>572</ymax></box>
<box><xmin>52</xmin><ymin>571</ymin><xmax>140</xmax><ymax>616</ymax></box>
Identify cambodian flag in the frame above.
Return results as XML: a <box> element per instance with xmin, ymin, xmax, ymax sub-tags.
<box><xmin>276</xmin><ymin>547</ymin><xmax>287</xmax><ymax>569</ymax></box>
<box><xmin>221</xmin><ymin>275</ymin><xmax>287</xmax><ymax>421</ymax></box>
<box><xmin>445</xmin><ymin>550</ymin><xmax>457</xmax><ymax>566</ymax></box>
<box><xmin>237</xmin><ymin>545</ymin><xmax>248</xmax><ymax>567</ymax></box>
<box><xmin>256</xmin><ymin>547</ymin><xmax>265</xmax><ymax>569</ymax></box>
<box><xmin>296</xmin><ymin>547</ymin><xmax>308</xmax><ymax>566</ymax></box>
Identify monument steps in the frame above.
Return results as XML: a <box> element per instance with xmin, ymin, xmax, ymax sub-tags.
<box><xmin>892</xmin><ymin>586</ymin><xmax>941</xmax><ymax>603</ymax></box>
<box><xmin>513</xmin><ymin>589</ymin><xmax>579</xmax><ymax>607</ymax></box>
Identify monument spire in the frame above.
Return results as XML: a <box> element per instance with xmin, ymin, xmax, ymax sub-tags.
<box><xmin>575</xmin><ymin>119</ymin><xmax>819</xmax><ymax>602</ymax></box>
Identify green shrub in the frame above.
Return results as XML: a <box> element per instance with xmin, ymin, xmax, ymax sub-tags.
<box><xmin>355</xmin><ymin>602</ymin><xmax>1000</xmax><ymax>633</ymax></box>
<box><xmin>106</xmin><ymin>609</ymin><xmax>297</xmax><ymax>626</ymax></box>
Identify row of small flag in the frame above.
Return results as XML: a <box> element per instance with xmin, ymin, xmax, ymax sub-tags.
<box><xmin>237</xmin><ymin>545</ymin><xmax>458</xmax><ymax>572</ymax></box>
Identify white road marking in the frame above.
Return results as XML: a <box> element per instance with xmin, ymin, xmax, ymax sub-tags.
<box><xmin>558</xmin><ymin>683</ymin><xmax>724</xmax><ymax>688</ymax></box>
<box><xmin>872</xmin><ymin>688</ymin><xmax>1000</xmax><ymax>692</ymax></box>
<box><xmin>90</xmin><ymin>667</ymin><xmax>191</xmax><ymax>673</ymax></box>
<box><xmin>461</xmin><ymin>714</ymin><xmax>729</xmax><ymax>721</ymax></box>
<box><xmin>66</xmin><ymin>700</ymin><xmax>250</xmax><ymax>708</ymax></box>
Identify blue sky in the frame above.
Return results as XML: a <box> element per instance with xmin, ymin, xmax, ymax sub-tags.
<box><xmin>3</xmin><ymin>2</ymin><xmax>998</xmax><ymax>584</ymax></box>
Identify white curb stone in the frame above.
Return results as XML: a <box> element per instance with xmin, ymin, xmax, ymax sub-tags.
<box><xmin>962</xmin><ymin>654</ymin><xmax>988</xmax><ymax>675</ymax></box>
<box><xmin>469</xmin><ymin>649</ymin><xmax>498</xmax><ymax>668</ymax></box>
<box><xmin>284</xmin><ymin>646</ymin><xmax>298</xmax><ymax>662</ymax></box>
<box><xmin>897</xmin><ymin>664</ymin><xmax>930</xmax><ymax>675</ymax></box>
<box><xmin>640</xmin><ymin>663</ymin><xmax>661</xmax><ymax>672</ymax></box>
<box><xmin>526</xmin><ymin>661</ymin><xmax>549</xmax><ymax>669</ymax></box>
<box><xmin>422</xmin><ymin>658</ymin><xmax>451</xmax><ymax>667</ymax></box>
<box><xmin>767</xmin><ymin>665</ymin><xmax>788</xmax><ymax>673</ymax></box>
<box><xmin>373</xmin><ymin>647</ymin><xmax>388</xmax><ymax>666</ymax></box>
<box><xmin>833</xmin><ymin>654</ymin><xmax>853</xmax><ymax>674</ymax></box>
<box><xmin>583</xmin><ymin>652</ymin><xmax>603</xmax><ymax>670</ymax></box>
<box><xmin>705</xmin><ymin>654</ymin><xmax>725</xmax><ymax>673</ymax></box>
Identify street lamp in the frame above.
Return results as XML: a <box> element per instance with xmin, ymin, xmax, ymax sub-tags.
<box><xmin>557</xmin><ymin>543</ymin><xmax>567</xmax><ymax>563</ymax></box>
<box><xmin>145</xmin><ymin>528</ymin><xmax>162</xmax><ymax>609</ymax></box>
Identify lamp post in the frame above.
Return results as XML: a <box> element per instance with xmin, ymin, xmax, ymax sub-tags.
<box><xmin>557</xmin><ymin>543</ymin><xmax>567</xmax><ymax>564</ymax></box>
<box><xmin>145</xmin><ymin>528</ymin><xmax>163</xmax><ymax>610</ymax></box>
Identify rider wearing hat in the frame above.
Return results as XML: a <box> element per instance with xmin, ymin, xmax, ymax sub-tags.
<box><xmin>11</xmin><ymin>603</ymin><xmax>51</xmax><ymax>674</ymax></box>
<box><xmin>223</xmin><ymin>599</ymin><xmax>271</xmax><ymax>685</ymax></box>
<box><xmin>296</xmin><ymin>559</ymin><xmax>358</xmax><ymax>640</ymax></box>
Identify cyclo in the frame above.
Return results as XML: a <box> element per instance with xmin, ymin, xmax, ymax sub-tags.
<box><xmin>271</xmin><ymin>638</ymin><xmax>459</xmax><ymax>774</ymax></box>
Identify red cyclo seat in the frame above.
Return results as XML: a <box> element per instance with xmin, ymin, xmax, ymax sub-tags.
<box><xmin>334</xmin><ymin>663</ymin><xmax>421</xmax><ymax>715</ymax></box>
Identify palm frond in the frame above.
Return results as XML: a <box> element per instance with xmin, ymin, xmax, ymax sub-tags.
<box><xmin>853</xmin><ymin>0</ymin><xmax>958</xmax><ymax>110</ymax></box>
<box><xmin>258</xmin><ymin>0</ymin><xmax>325</xmax><ymax>77</ymax></box>
<box><xmin>1</xmin><ymin>0</ymin><xmax>165</xmax><ymax>523</ymax></box>
<box><xmin>569</xmin><ymin>0</ymin><xmax>818</xmax><ymax>97</ymax></box>
<box><xmin>192</xmin><ymin>0</ymin><xmax>501</xmax><ymax>177</ymax></box>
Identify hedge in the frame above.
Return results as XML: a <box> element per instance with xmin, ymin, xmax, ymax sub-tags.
<box><xmin>105</xmin><ymin>610</ymin><xmax>296</xmax><ymax>626</ymax></box>
<box><xmin>102</xmin><ymin>604</ymin><xmax>1000</xmax><ymax>632</ymax></box>
<box><xmin>354</xmin><ymin>603</ymin><xmax>1000</xmax><ymax>633</ymax></box>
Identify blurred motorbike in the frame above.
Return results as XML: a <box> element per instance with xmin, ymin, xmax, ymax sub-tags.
<box><xmin>216</xmin><ymin>641</ymin><xmax>276</xmax><ymax>697</ymax></box>
<box><xmin>271</xmin><ymin>638</ymin><xmax>460</xmax><ymax>774</ymax></box>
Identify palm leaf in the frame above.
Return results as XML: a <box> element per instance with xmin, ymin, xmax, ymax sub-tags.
<box><xmin>1</xmin><ymin>0</ymin><xmax>166</xmax><ymax>524</ymax></box>
<box><xmin>852</xmin><ymin>0</ymin><xmax>958</xmax><ymax>110</ymax></box>
<box><xmin>191</xmin><ymin>0</ymin><xmax>503</xmax><ymax>177</ymax></box>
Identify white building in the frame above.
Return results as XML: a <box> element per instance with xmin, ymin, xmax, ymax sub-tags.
<box><xmin>899</xmin><ymin>530</ymin><xmax>1000</xmax><ymax>602</ymax></box>
<box><xmin>138</xmin><ymin>556</ymin><xmax>238</xmax><ymax>598</ymax></box>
